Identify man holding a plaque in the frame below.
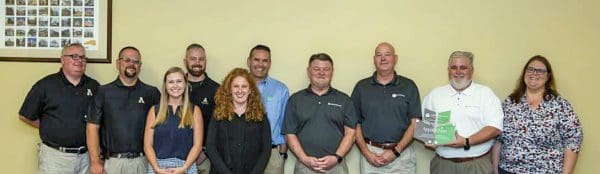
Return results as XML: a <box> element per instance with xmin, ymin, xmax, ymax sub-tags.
<box><xmin>351</xmin><ymin>42</ymin><xmax>421</xmax><ymax>173</ymax></box>
<box><xmin>422</xmin><ymin>51</ymin><xmax>503</xmax><ymax>174</ymax></box>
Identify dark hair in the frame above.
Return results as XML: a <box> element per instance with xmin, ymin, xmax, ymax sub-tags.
<box><xmin>118</xmin><ymin>46</ymin><xmax>141</xmax><ymax>57</ymax></box>
<box><xmin>308</xmin><ymin>53</ymin><xmax>333</xmax><ymax>67</ymax></box>
<box><xmin>186</xmin><ymin>43</ymin><xmax>205</xmax><ymax>52</ymax></box>
<box><xmin>508</xmin><ymin>55</ymin><xmax>559</xmax><ymax>103</ymax></box>
<box><xmin>249</xmin><ymin>44</ymin><xmax>271</xmax><ymax>60</ymax></box>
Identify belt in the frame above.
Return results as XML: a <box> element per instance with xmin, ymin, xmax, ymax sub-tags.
<box><xmin>43</xmin><ymin>142</ymin><xmax>87</xmax><ymax>154</ymax></box>
<box><xmin>108</xmin><ymin>152</ymin><xmax>144</xmax><ymax>159</ymax></box>
<box><xmin>437</xmin><ymin>151</ymin><xmax>490</xmax><ymax>163</ymax></box>
<box><xmin>364</xmin><ymin>138</ymin><xmax>397</xmax><ymax>150</ymax></box>
<box><xmin>271</xmin><ymin>144</ymin><xmax>278</xmax><ymax>149</ymax></box>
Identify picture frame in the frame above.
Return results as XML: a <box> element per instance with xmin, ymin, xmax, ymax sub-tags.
<box><xmin>0</xmin><ymin>0</ymin><xmax>112</xmax><ymax>63</ymax></box>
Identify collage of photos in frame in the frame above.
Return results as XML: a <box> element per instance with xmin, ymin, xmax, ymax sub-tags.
<box><xmin>4</xmin><ymin>0</ymin><xmax>96</xmax><ymax>48</ymax></box>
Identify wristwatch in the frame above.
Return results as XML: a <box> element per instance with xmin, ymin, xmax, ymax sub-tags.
<box><xmin>464</xmin><ymin>138</ymin><xmax>471</xmax><ymax>150</ymax></box>
<box><xmin>392</xmin><ymin>148</ymin><xmax>401</xmax><ymax>157</ymax></box>
<box><xmin>279</xmin><ymin>152</ymin><xmax>288</xmax><ymax>160</ymax></box>
<box><xmin>332</xmin><ymin>154</ymin><xmax>343</xmax><ymax>163</ymax></box>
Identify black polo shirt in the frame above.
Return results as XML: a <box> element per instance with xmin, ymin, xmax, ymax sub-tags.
<box><xmin>188</xmin><ymin>74</ymin><xmax>219</xmax><ymax>146</ymax></box>
<box><xmin>87</xmin><ymin>78</ymin><xmax>160</xmax><ymax>153</ymax></box>
<box><xmin>351</xmin><ymin>72</ymin><xmax>421</xmax><ymax>143</ymax></box>
<box><xmin>19</xmin><ymin>69</ymin><xmax>99</xmax><ymax>147</ymax></box>
<box><xmin>282</xmin><ymin>86</ymin><xmax>358</xmax><ymax>158</ymax></box>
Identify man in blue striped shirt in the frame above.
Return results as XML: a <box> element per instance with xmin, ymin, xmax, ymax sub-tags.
<box><xmin>246</xmin><ymin>44</ymin><xmax>290</xmax><ymax>174</ymax></box>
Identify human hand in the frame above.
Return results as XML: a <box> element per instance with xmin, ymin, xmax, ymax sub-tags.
<box><xmin>362</xmin><ymin>150</ymin><xmax>383</xmax><ymax>167</ymax></box>
<box><xmin>170</xmin><ymin>167</ymin><xmax>187</xmax><ymax>174</ymax></box>
<box><xmin>315</xmin><ymin>155</ymin><xmax>338</xmax><ymax>172</ymax></box>
<box><xmin>90</xmin><ymin>161</ymin><xmax>104</xmax><ymax>174</ymax></box>
<box><xmin>300</xmin><ymin>156</ymin><xmax>320</xmax><ymax>171</ymax></box>
<box><xmin>443</xmin><ymin>132</ymin><xmax>466</xmax><ymax>148</ymax></box>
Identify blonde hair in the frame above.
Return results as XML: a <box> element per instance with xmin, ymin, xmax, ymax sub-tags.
<box><xmin>153</xmin><ymin>67</ymin><xmax>194</xmax><ymax>128</ymax></box>
<box><xmin>214</xmin><ymin>68</ymin><xmax>265</xmax><ymax>122</ymax></box>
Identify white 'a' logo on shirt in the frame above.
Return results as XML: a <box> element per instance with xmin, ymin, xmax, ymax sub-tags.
<box><xmin>86</xmin><ymin>89</ymin><xmax>93</xmax><ymax>96</ymax></box>
<box><xmin>138</xmin><ymin>97</ymin><xmax>145</xmax><ymax>104</ymax></box>
<box><xmin>201</xmin><ymin>97</ymin><xmax>209</xmax><ymax>105</ymax></box>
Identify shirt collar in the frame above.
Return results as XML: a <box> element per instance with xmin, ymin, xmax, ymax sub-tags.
<box><xmin>447</xmin><ymin>81</ymin><xmax>475</xmax><ymax>96</ymax></box>
<box><xmin>258</xmin><ymin>76</ymin><xmax>272</xmax><ymax>86</ymax></box>
<box><xmin>115</xmin><ymin>77</ymin><xmax>140</xmax><ymax>88</ymax></box>
<box><xmin>58</xmin><ymin>68</ymin><xmax>86</xmax><ymax>87</ymax></box>
<box><xmin>369</xmin><ymin>71</ymin><xmax>399</xmax><ymax>86</ymax></box>
<box><xmin>303</xmin><ymin>85</ymin><xmax>335</xmax><ymax>96</ymax></box>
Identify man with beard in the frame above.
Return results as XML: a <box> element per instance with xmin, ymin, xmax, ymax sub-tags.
<box><xmin>86</xmin><ymin>46</ymin><xmax>160</xmax><ymax>174</ymax></box>
<box><xmin>19</xmin><ymin>43</ymin><xmax>99</xmax><ymax>174</ymax></box>
<box><xmin>246</xmin><ymin>44</ymin><xmax>290</xmax><ymax>174</ymax></box>
<box><xmin>422</xmin><ymin>51</ymin><xmax>503</xmax><ymax>174</ymax></box>
<box><xmin>352</xmin><ymin>42</ymin><xmax>421</xmax><ymax>173</ymax></box>
<box><xmin>183</xmin><ymin>43</ymin><xmax>219</xmax><ymax>174</ymax></box>
<box><xmin>283</xmin><ymin>53</ymin><xmax>358</xmax><ymax>174</ymax></box>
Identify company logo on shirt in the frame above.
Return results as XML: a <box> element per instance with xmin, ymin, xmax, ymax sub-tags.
<box><xmin>138</xmin><ymin>97</ymin><xmax>145</xmax><ymax>104</ymax></box>
<box><xmin>392</xmin><ymin>93</ymin><xmax>405</xmax><ymax>98</ymax></box>
<box><xmin>86</xmin><ymin>89</ymin><xmax>93</xmax><ymax>96</ymax></box>
<box><xmin>201</xmin><ymin>97</ymin><xmax>209</xmax><ymax>105</ymax></box>
<box><xmin>327</xmin><ymin>102</ymin><xmax>342</xmax><ymax>108</ymax></box>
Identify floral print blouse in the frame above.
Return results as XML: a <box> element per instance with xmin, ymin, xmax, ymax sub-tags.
<box><xmin>498</xmin><ymin>95</ymin><xmax>583</xmax><ymax>173</ymax></box>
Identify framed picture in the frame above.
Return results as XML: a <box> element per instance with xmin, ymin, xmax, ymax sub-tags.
<box><xmin>0</xmin><ymin>0</ymin><xmax>112</xmax><ymax>63</ymax></box>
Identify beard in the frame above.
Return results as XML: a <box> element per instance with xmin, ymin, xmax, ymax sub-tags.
<box><xmin>450</xmin><ymin>79</ymin><xmax>471</xmax><ymax>90</ymax></box>
<box><xmin>124</xmin><ymin>67</ymin><xmax>137</xmax><ymax>78</ymax></box>
<box><xmin>187</xmin><ymin>65</ymin><xmax>204</xmax><ymax>77</ymax></box>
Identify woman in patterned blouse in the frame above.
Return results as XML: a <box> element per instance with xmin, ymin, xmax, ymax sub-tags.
<box><xmin>492</xmin><ymin>55</ymin><xmax>583</xmax><ymax>174</ymax></box>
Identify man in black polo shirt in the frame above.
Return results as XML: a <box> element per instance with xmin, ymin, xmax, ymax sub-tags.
<box><xmin>86</xmin><ymin>46</ymin><xmax>160</xmax><ymax>174</ymax></box>
<box><xmin>183</xmin><ymin>43</ymin><xmax>219</xmax><ymax>174</ymax></box>
<box><xmin>283</xmin><ymin>53</ymin><xmax>358</xmax><ymax>174</ymax></box>
<box><xmin>19</xmin><ymin>43</ymin><xmax>99</xmax><ymax>174</ymax></box>
<box><xmin>352</xmin><ymin>42</ymin><xmax>421</xmax><ymax>173</ymax></box>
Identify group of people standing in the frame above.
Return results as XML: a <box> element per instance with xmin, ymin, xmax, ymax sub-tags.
<box><xmin>19</xmin><ymin>41</ymin><xmax>582</xmax><ymax>174</ymax></box>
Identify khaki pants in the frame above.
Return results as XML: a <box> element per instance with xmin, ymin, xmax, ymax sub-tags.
<box><xmin>264</xmin><ymin>148</ymin><xmax>285</xmax><ymax>174</ymax></box>
<box><xmin>38</xmin><ymin>143</ymin><xmax>89</xmax><ymax>174</ymax></box>
<box><xmin>104</xmin><ymin>156</ymin><xmax>148</xmax><ymax>174</ymax></box>
<box><xmin>294</xmin><ymin>160</ymin><xmax>347</xmax><ymax>174</ymax></box>
<box><xmin>196</xmin><ymin>153</ymin><xmax>210</xmax><ymax>174</ymax></box>
<box><xmin>360</xmin><ymin>144</ymin><xmax>416</xmax><ymax>174</ymax></box>
<box><xmin>430</xmin><ymin>152</ymin><xmax>493</xmax><ymax>174</ymax></box>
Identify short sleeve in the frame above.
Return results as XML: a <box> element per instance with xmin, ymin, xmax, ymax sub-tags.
<box><xmin>343</xmin><ymin>98</ymin><xmax>358</xmax><ymax>128</ymax></box>
<box><xmin>281</xmin><ymin>96</ymin><xmax>298</xmax><ymax>134</ymax></box>
<box><xmin>19</xmin><ymin>82</ymin><xmax>45</xmax><ymax>121</ymax></box>
<box><xmin>86</xmin><ymin>86</ymin><xmax>105</xmax><ymax>124</ymax></box>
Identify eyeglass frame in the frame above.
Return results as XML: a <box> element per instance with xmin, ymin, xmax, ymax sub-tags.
<box><xmin>118</xmin><ymin>57</ymin><xmax>141</xmax><ymax>65</ymax></box>
<box><xmin>62</xmin><ymin>54</ymin><xmax>88</xmax><ymax>62</ymax></box>
<box><xmin>525</xmin><ymin>67</ymin><xmax>548</xmax><ymax>75</ymax></box>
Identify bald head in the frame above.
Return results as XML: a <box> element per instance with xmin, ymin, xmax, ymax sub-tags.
<box><xmin>373</xmin><ymin>42</ymin><xmax>398</xmax><ymax>73</ymax></box>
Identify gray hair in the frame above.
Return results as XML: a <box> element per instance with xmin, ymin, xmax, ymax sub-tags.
<box><xmin>448</xmin><ymin>51</ymin><xmax>474</xmax><ymax>67</ymax></box>
<box><xmin>61</xmin><ymin>43</ymin><xmax>85</xmax><ymax>55</ymax></box>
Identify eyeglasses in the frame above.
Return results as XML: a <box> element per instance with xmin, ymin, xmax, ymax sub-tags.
<box><xmin>118</xmin><ymin>57</ymin><xmax>141</xmax><ymax>65</ymax></box>
<box><xmin>525</xmin><ymin>67</ymin><xmax>547</xmax><ymax>75</ymax></box>
<box><xmin>63</xmin><ymin>54</ymin><xmax>87</xmax><ymax>62</ymax></box>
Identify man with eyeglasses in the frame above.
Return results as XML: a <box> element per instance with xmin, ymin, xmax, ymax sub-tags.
<box><xmin>19</xmin><ymin>43</ymin><xmax>99</xmax><ymax>174</ymax></box>
<box><xmin>422</xmin><ymin>51</ymin><xmax>504</xmax><ymax>174</ymax></box>
<box><xmin>183</xmin><ymin>43</ymin><xmax>219</xmax><ymax>174</ymax></box>
<box><xmin>86</xmin><ymin>46</ymin><xmax>160</xmax><ymax>174</ymax></box>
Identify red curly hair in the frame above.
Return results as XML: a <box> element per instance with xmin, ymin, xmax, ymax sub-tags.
<box><xmin>214</xmin><ymin>68</ymin><xmax>265</xmax><ymax>122</ymax></box>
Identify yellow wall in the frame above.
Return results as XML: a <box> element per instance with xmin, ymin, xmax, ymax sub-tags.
<box><xmin>1</xmin><ymin>1</ymin><xmax>598</xmax><ymax>173</ymax></box>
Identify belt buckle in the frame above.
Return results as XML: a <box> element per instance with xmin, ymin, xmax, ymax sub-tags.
<box><xmin>58</xmin><ymin>146</ymin><xmax>85</xmax><ymax>153</ymax></box>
